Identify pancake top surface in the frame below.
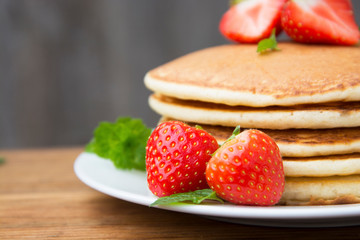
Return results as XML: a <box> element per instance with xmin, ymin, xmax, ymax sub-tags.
<box><xmin>145</xmin><ymin>43</ymin><xmax>360</xmax><ymax>106</ymax></box>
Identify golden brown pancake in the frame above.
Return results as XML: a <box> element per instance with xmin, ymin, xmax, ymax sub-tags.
<box><xmin>145</xmin><ymin>43</ymin><xmax>360</xmax><ymax>206</ymax></box>
<box><xmin>280</xmin><ymin>175</ymin><xmax>360</xmax><ymax>205</ymax></box>
<box><xmin>145</xmin><ymin>43</ymin><xmax>360</xmax><ymax>107</ymax></box>
<box><xmin>150</xmin><ymin>94</ymin><xmax>360</xmax><ymax>129</ymax></box>
<box><xmin>283</xmin><ymin>153</ymin><xmax>360</xmax><ymax>177</ymax></box>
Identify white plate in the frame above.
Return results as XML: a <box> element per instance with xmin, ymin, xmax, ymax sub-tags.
<box><xmin>74</xmin><ymin>152</ymin><xmax>360</xmax><ymax>228</ymax></box>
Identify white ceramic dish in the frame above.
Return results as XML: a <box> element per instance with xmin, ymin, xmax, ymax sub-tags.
<box><xmin>74</xmin><ymin>152</ymin><xmax>360</xmax><ymax>228</ymax></box>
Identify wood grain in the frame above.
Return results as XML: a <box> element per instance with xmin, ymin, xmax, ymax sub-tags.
<box><xmin>1</xmin><ymin>148</ymin><xmax>360</xmax><ymax>239</ymax></box>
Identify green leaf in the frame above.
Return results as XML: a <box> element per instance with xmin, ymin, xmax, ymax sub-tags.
<box><xmin>85</xmin><ymin>139</ymin><xmax>96</xmax><ymax>153</ymax></box>
<box><xmin>224</xmin><ymin>125</ymin><xmax>241</xmax><ymax>143</ymax></box>
<box><xmin>0</xmin><ymin>157</ymin><xmax>5</xmax><ymax>165</ymax></box>
<box><xmin>194</xmin><ymin>125</ymin><xmax>204</xmax><ymax>130</ymax></box>
<box><xmin>229</xmin><ymin>0</ymin><xmax>245</xmax><ymax>7</ymax></box>
<box><xmin>86</xmin><ymin>117</ymin><xmax>151</xmax><ymax>171</ymax></box>
<box><xmin>257</xmin><ymin>28</ymin><xmax>279</xmax><ymax>54</ymax></box>
<box><xmin>150</xmin><ymin>189</ymin><xmax>224</xmax><ymax>206</ymax></box>
<box><xmin>211</xmin><ymin>126</ymin><xmax>241</xmax><ymax>157</ymax></box>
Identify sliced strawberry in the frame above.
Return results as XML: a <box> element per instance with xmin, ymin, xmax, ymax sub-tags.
<box><xmin>281</xmin><ymin>0</ymin><xmax>360</xmax><ymax>45</ymax></box>
<box><xmin>206</xmin><ymin>128</ymin><xmax>284</xmax><ymax>206</ymax></box>
<box><xmin>146</xmin><ymin>121</ymin><xmax>218</xmax><ymax>197</ymax></box>
<box><xmin>219</xmin><ymin>0</ymin><xmax>287</xmax><ymax>43</ymax></box>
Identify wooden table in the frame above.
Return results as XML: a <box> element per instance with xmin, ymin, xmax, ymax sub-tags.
<box><xmin>1</xmin><ymin>147</ymin><xmax>360</xmax><ymax>239</ymax></box>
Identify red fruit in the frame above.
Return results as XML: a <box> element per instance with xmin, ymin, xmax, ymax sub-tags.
<box><xmin>219</xmin><ymin>0</ymin><xmax>287</xmax><ymax>43</ymax></box>
<box><xmin>146</xmin><ymin>121</ymin><xmax>218</xmax><ymax>197</ymax></box>
<box><xmin>206</xmin><ymin>129</ymin><xmax>284</xmax><ymax>206</ymax></box>
<box><xmin>281</xmin><ymin>0</ymin><xmax>360</xmax><ymax>45</ymax></box>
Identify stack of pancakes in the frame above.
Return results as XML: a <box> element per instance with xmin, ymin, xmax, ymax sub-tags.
<box><xmin>144</xmin><ymin>43</ymin><xmax>360</xmax><ymax>205</ymax></box>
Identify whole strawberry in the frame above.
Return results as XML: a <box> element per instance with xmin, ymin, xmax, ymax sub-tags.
<box><xmin>206</xmin><ymin>128</ymin><xmax>284</xmax><ymax>206</ymax></box>
<box><xmin>146</xmin><ymin>121</ymin><xmax>218</xmax><ymax>197</ymax></box>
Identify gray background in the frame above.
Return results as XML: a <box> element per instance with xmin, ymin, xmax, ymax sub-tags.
<box><xmin>1</xmin><ymin>0</ymin><xmax>359</xmax><ymax>149</ymax></box>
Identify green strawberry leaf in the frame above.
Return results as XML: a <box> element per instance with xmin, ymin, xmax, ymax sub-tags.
<box><xmin>150</xmin><ymin>189</ymin><xmax>224</xmax><ymax>206</ymax></box>
<box><xmin>211</xmin><ymin>126</ymin><xmax>241</xmax><ymax>157</ymax></box>
<box><xmin>86</xmin><ymin>117</ymin><xmax>151</xmax><ymax>171</ymax></box>
<box><xmin>257</xmin><ymin>28</ymin><xmax>279</xmax><ymax>54</ymax></box>
<box><xmin>194</xmin><ymin>124</ymin><xmax>204</xmax><ymax>130</ymax></box>
<box><xmin>224</xmin><ymin>125</ymin><xmax>241</xmax><ymax>143</ymax></box>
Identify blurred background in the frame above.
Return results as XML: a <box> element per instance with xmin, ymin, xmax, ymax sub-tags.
<box><xmin>0</xmin><ymin>0</ymin><xmax>360</xmax><ymax>149</ymax></box>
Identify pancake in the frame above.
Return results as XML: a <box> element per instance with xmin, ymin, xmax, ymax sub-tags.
<box><xmin>283</xmin><ymin>154</ymin><xmax>360</xmax><ymax>177</ymax></box>
<box><xmin>145</xmin><ymin>43</ymin><xmax>360</xmax><ymax>206</ymax></box>
<box><xmin>150</xmin><ymin>94</ymin><xmax>360</xmax><ymax>129</ymax></box>
<box><xmin>280</xmin><ymin>175</ymin><xmax>360</xmax><ymax>205</ymax></box>
<box><xmin>145</xmin><ymin>43</ymin><xmax>360</xmax><ymax>107</ymax></box>
<box><xmin>159</xmin><ymin>117</ymin><xmax>360</xmax><ymax>157</ymax></box>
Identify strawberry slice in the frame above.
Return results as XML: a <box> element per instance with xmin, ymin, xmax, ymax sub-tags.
<box><xmin>281</xmin><ymin>0</ymin><xmax>360</xmax><ymax>45</ymax></box>
<box><xmin>219</xmin><ymin>0</ymin><xmax>287</xmax><ymax>43</ymax></box>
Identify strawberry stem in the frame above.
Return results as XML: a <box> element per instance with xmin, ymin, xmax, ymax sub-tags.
<box><xmin>210</xmin><ymin>126</ymin><xmax>241</xmax><ymax>157</ymax></box>
<box><xmin>227</xmin><ymin>125</ymin><xmax>241</xmax><ymax>142</ymax></box>
<box><xmin>222</xmin><ymin>126</ymin><xmax>241</xmax><ymax>146</ymax></box>
<box><xmin>195</xmin><ymin>125</ymin><xmax>204</xmax><ymax>130</ymax></box>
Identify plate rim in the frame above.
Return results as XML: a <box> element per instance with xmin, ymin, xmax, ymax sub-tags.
<box><xmin>74</xmin><ymin>152</ymin><xmax>360</xmax><ymax>222</ymax></box>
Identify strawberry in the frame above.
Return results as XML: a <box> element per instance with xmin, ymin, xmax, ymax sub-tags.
<box><xmin>206</xmin><ymin>128</ymin><xmax>284</xmax><ymax>206</ymax></box>
<box><xmin>219</xmin><ymin>0</ymin><xmax>287</xmax><ymax>43</ymax></box>
<box><xmin>146</xmin><ymin>121</ymin><xmax>218</xmax><ymax>197</ymax></box>
<box><xmin>281</xmin><ymin>0</ymin><xmax>360</xmax><ymax>45</ymax></box>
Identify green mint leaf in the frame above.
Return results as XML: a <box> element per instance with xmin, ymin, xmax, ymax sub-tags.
<box><xmin>150</xmin><ymin>189</ymin><xmax>224</xmax><ymax>206</ymax></box>
<box><xmin>257</xmin><ymin>28</ymin><xmax>279</xmax><ymax>54</ymax></box>
<box><xmin>0</xmin><ymin>157</ymin><xmax>5</xmax><ymax>165</ymax></box>
<box><xmin>86</xmin><ymin>117</ymin><xmax>151</xmax><ymax>171</ymax></box>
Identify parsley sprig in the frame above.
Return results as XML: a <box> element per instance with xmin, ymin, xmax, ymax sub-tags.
<box><xmin>86</xmin><ymin>117</ymin><xmax>151</xmax><ymax>171</ymax></box>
